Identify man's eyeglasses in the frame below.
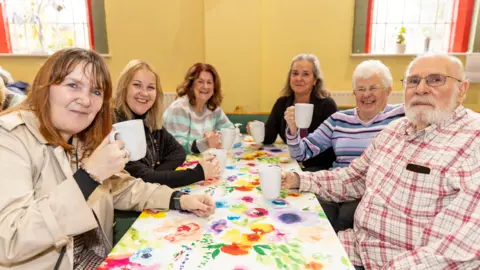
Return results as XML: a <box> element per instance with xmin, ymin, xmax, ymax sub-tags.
<box><xmin>401</xmin><ymin>74</ymin><xmax>462</xmax><ymax>88</ymax></box>
<box><xmin>353</xmin><ymin>85</ymin><xmax>384</xmax><ymax>94</ymax></box>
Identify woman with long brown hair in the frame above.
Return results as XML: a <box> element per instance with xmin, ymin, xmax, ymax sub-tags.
<box><xmin>163</xmin><ymin>63</ymin><xmax>233</xmax><ymax>154</ymax></box>
<box><xmin>0</xmin><ymin>48</ymin><xmax>215</xmax><ymax>269</ymax></box>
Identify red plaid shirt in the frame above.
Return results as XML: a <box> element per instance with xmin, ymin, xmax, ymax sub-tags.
<box><xmin>298</xmin><ymin>106</ymin><xmax>480</xmax><ymax>270</ymax></box>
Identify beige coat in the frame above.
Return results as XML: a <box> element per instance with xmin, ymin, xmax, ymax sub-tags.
<box><xmin>0</xmin><ymin>110</ymin><xmax>174</xmax><ymax>269</ymax></box>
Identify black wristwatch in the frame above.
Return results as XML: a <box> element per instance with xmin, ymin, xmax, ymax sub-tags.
<box><xmin>169</xmin><ymin>191</ymin><xmax>186</xmax><ymax>210</ymax></box>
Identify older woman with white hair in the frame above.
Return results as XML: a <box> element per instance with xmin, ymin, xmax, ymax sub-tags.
<box><xmin>284</xmin><ymin>60</ymin><xmax>405</xmax><ymax>232</ymax></box>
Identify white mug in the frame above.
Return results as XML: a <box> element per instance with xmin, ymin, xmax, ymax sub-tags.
<box><xmin>258</xmin><ymin>165</ymin><xmax>281</xmax><ymax>200</ymax></box>
<box><xmin>295</xmin><ymin>103</ymin><xmax>314</xmax><ymax>129</ymax></box>
<box><xmin>206</xmin><ymin>148</ymin><xmax>227</xmax><ymax>176</ymax></box>
<box><xmin>221</xmin><ymin>127</ymin><xmax>236</xmax><ymax>150</ymax></box>
<box><xmin>249</xmin><ymin>121</ymin><xmax>265</xmax><ymax>144</ymax></box>
<box><xmin>109</xmin><ymin>119</ymin><xmax>147</xmax><ymax>161</ymax></box>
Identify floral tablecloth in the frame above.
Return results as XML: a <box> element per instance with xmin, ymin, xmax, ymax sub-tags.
<box><xmin>99</xmin><ymin>143</ymin><xmax>354</xmax><ymax>270</ymax></box>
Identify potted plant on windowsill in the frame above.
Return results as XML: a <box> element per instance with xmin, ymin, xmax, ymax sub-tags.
<box><xmin>396</xmin><ymin>26</ymin><xmax>406</xmax><ymax>54</ymax></box>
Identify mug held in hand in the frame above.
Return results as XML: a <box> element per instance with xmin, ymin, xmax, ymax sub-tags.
<box><xmin>109</xmin><ymin>119</ymin><xmax>147</xmax><ymax>161</ymax></box>
<box><xmin>295</xmin><ymin>103</ymin><xmax>314</xmax><ymax>129</ymax></box>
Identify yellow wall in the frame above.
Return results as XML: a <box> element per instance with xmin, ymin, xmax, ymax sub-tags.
<box><xmin>0</xmin><ymin>0</ymin><xmax>205</xmax><ymax>96</ymax></box>
<box><xmin>208</xmin><ymin>0</ymin><xmax>480</xmax><ymax>111</ymax></box>
<box><xmin>0</xmin><ymin>0</ymin><xmax>478</xmax><ymax>111</ymax></box>
<box><xmin>204</xmin><ymin>0</ymin><xmax>262</xmax><ymax>112</ymax></box>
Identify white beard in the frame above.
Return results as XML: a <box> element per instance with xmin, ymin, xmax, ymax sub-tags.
<box><xmin>405</xmin><ymin>90</ymin><xmax>458</xmax><ymax>127</ymax></box>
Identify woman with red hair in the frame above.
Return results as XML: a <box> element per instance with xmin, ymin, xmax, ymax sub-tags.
<box><xmin>163</xmin><ymin>63</ymin><xmax>233</xmax><ymax>154</ymax></box>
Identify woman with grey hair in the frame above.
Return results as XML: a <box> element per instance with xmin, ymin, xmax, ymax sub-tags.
<box><xmin>284</xmin><ymin>59</ymin><xmax>405</xmax><ymax>232</ymax></box>
<box><xmin>248</xmin><ymin>53</ymin><xmax>338</xmax><ymax>171</ymax></box>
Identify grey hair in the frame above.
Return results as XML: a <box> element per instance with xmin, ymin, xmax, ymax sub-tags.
<box><xmin>281</xmin><ymin>53</ymin><xmax>330</xmax><ymax>98</ymax></box>
<box><xmin>352</xmin><ymin>60</ymin><xmax>393</xmax><ymax>89</ymax></box>
<box><xmin>405</xmin><ymin>53</ymin><xmax>465</xmax><ymax>80</ymax></box>
<box><xmin>0</xmin><ymin>67</ymin><xmax>13</xmax><ymax>85</ymax></box>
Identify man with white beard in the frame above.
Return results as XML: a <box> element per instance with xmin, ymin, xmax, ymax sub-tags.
<box><xmin>281</xmin><ymin>53</ymin><xmax>480</xmax><ymax>270</ymax></box>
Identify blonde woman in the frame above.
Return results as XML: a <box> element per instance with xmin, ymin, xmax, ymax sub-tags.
<box><xmin>114</xmin><ymin>60</ymin><xmax>220</xmax><ymax>188</ymax></box>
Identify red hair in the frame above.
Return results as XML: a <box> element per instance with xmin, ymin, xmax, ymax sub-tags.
<box><xmin>1</xmin><ymin>48</ymin><xmax>112</xmax><ymax>155</ymax></box>
<box><xmin>176</xmin><ymin>63</ymin><xmax>223</xmax><ymax>111</ymax></box>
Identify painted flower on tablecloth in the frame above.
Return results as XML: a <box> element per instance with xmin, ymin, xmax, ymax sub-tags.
<box><xmin>253</xmin><ymin>151</ymin><xmax>267</xmax><ymax>158</ymax></box>
<box><xmin>271</xmin><ymin>209</ymin><xmax>319</xmax><ymax>226</ymax></box>
<box><xmin>305</xmin><ymin>261</ymin><xmax>324</xmax><ymax>270</ymax></box>
<box><xmin>240</xmin><ymin>196</ymin><xmax>254</xmax><ymax>203</ymax></box>
<box><xmin>226</xmin><ymin>165</ymin><xmax>236</xmax><ymax>170</ymax></box>
<box><xmin>210</xmin><ymin>219</ymin><xmax>228</xmax><ymax>234</ymax></box>
<box><xmin>98</xmin><ymin>254</ymin><xmax>162</xmax><ymax>270</ymax></box>
<box><xmin>248</xmin><ymin>223</ymin><xmax>275</xmax><ymax>235</ymax></box>
<box><xmin>220</xmin><ymin>242</ymin><xmax>251</xmax><ymax>255</ymax></box>
<box><xmin>244</xmin><ymin>208</ymin><xmax>269</xmax><ymax>218</ymax></box>
<box><xmin>229</xmin><ymin>203</ymin><xmax>248</xmax><ymax>214</ymax></box>
<box><xmin>215</xmin><ymin>200</ymin><xmax>229</xmax><ymax>208</ymax></box>
<box><xmin>239</xmin><ymin>167</ymin><xmax>251</xmax><ymax>172</ymax></box>
<box><xmin>227</xmin><ymin>215</ymin><xmax>241</xmax><ymax>220</ymax></box>
<box><xmin>267</xmin><ymin>228</ymin><xmax>289</xmax><ymax>242</ymax></box>
<box><xmin>154</xmin><ymin>222</ymin><xmax>203</xmax><ymax>243</ymax></box>
<box><xmin>297</xmin><ymin>226</ymin><xmax>328</xmax><ymax>243</ymax></box>
<box><xmin>138</xmin><ymin>209</ymin><xmax>166</xmax><ymax>219</ymax></box>
<box><xmin>267</xmin><ymin>147</ymin><xmax>282</xmax><ymax>153</ymax></box>
<box><xmin>227</xmin><ymin>175</ymin><xmax>238</xmax><ymax>182</ymax></box>
<box><xmin>246</xmin><ymin>162</ymin><xmax>256</xmax><ymax>167</ymax></box>
<box><xmin>221</xmin><ymin>228</ymin><xmax>242</xmax><ymax>243</ymax></box>
<box><xmin>218</xmin><ymin>224</ymin><xmax>275</xmax><ymax>256</ymax></box>
<box><xmin>270</xmin><ymin>199</ymin><xmax>288</xmax><ymax>207</ymax></box>
<box><xmin>232</xmin><ymin>265</ymin><xmax>249</xmax><ymax>270</ymax></box>
<box><xmin>287</xmin><ymin>192</ymin><xmax>301</xmax><ymax>198</ymax></box>
<box><xmin>234</xmin><ymin>180</ymin><xmax>260</xmax><ymax>192</ymax></box>
<box><xmin>199</xmin><ymin>177</ymin><xmax>221</xmax><ymax>186</ymax></box>
<box><xmin>241</xmin><ymin>223</ymin><xmax>275</xmax><ymax>245</ymax></box>
<box><xmin>241</xmin><ymin>154</ymin><xmax>255</xmax><ymax>161</ymax></box>
<box><xmin>129</xmin><ymin>247</ymin><xmax>157</xmax><ymax>266</ymax></box>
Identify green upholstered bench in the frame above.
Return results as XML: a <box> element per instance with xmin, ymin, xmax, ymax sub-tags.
<box><xmin>225</xmin><ymin>107</ymin><xmax>353</xmax><ymax>133</ymax></box>
<box><xmin>226</xmin><ymin>113</ymin><xmax>269</xmax><ymax>133</ymax></box>
<box><xmin>113</xmin><ymin>210</ymin><xmax>140</xmax><ymax>246</ymax></box>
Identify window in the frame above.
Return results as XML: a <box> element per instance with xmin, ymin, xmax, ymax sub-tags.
<box><xmin>365</xmin><ymin>0</ymin><xmax>475</xmax><ymax>54</ymax></box>
<box><xmin>0</xmin><ymin>0</ymin><xmax>94</xmax><ymax>54</ymax></box>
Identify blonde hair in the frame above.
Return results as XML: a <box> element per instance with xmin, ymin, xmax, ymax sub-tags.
<box><xmin>114</xmin><ymin>60</ymin><xmax>163</xmax><ymax>131</ymax></box>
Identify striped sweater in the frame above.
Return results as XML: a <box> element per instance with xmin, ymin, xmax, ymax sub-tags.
<box><xmin>163</xmin><ymin>95</ymin><xmax>233</xmax><ymax>154</ymax></box>
<box><xmin>286</xmin><ymin>104</ymin><xmax>405</xmax><ymax>168</ymax></box>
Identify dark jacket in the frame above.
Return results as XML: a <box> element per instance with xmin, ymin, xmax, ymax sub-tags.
<box><xmin>116</xmin><ymin>111</ymin><xmax>205</xmax><ymax>188</ymax></box>
<box><xmin>264</xmin><ymin>92</ymin><xmax>337</xmax><ymax>170</ymax></box>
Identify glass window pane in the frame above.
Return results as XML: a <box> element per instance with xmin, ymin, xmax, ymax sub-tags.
<box><xmin>371</xmin><ymin>0</ymin><xmax>456</xmax><ymax>54</ymax></box>
<box><xmin>5</xmin><ymin>0</ymin><xmax>90</xmax><ymax>54</ymax></box>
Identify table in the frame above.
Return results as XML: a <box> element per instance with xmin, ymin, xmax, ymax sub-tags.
<box><xmin>99</xmin><ymin>143</ymin><xmax>354</xmax><ymax>270</ymax></box>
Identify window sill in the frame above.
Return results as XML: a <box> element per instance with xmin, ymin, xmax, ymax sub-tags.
<box><xmin>0</xmin><ymin>53</ymin><xmax>111</xmax><ymax>58</ymax></box>
<box><xmin>351</xmin><ymin>53</ymin><xmax>471</xmax><ymax>57</ymax></box>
